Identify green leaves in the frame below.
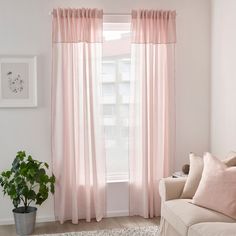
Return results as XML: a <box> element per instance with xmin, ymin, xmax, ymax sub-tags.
<box><xmin>50</xmin><ymin>183</ymin><xmax>55</xmax><ymax>194</ymax></box>
<box><xmin>28</xmin><ymin>169</ymin><xmax>36</xmax><ymax>177</ymax></box>
<box><xmin>50</xmin><ymin>175</ymin><xmax>56</xmax><ymax>194</ymax></box>
<box><xmin>13</xmin><ymin>198</ymin><xmax>20</xmax><ymax>208</ymax></box>
<box><xmin>16</xmin><ymin>151</ymin><xmax>26</xmax><ymax>160</ymax></box>
<box><xmin>1</xmin><ymin>171</ymin><xmax>12</xmax><ymax>178</ymax></box>
<box><xmin>12</xmin><ymin>158</ymin><xmax>20</xmax><ymax>172</ymax></box>
<box><xmin>0</xmin><ymin>151</ymin><xmax>56</xmax><ymax>212</ymax></box>
<box><xmin>28</xmin><ymin>189</ymin><xmax>36</xmax><ymax>200</ymax></box>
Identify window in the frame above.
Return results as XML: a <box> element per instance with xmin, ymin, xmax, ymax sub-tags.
<box><xmin>102</xmin><ymin>22</ymin><xmax>131</xmax><ymax>182</ymax></box>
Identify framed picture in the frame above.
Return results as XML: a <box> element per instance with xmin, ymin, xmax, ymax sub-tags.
<box><xmin>0</xmin><ymin>56</ymin><xmax>37</xmax><ymax>107</ymax></box>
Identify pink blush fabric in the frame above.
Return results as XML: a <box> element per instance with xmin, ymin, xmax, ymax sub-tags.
<box><xmin>131</xmin><ymin>10</ymin><xmax>176</xmax><ymax>44</ymax></box>
<box><xmin>192</xmin><ymin>153</ymin><xmax>236</xmax><ymax>220</ymax></box>
<box><xmin>129</xmin><ymin>9</ymin><xmax>176</xmax><ymax>218</ymax></box>
<box><xmin>52</xmin><ymin>8</ymin><xmax>105</xmax><ymax>224</ymax></box>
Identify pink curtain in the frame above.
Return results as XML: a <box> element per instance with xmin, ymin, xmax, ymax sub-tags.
<box><xmin>129</xmin><ymin>9</ymin><xmax>176</xmax><ymax>218</ymax></box>
<box><xmin>51</xmin><ymin>8</ymin><xmax>105</xmax><ymax>223</ymax></box>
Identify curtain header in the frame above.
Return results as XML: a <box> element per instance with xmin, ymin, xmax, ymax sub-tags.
<box><xmin>131</xmin><ymin>9</ymin><xmax>176</xmax><ymax>44</ymax></box>
<box><xmin>52</xmin><ymin>8</ymin><xmax>103</xmax><ymax>43</ymax></box>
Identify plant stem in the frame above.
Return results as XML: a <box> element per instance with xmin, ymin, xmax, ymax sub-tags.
<box><xmin>24</xmin><ymin>197</ymin><xmax>28</xmax><ymax>213</ymax></box>
<box><xmin>28</xmin><ymin>200</ymin><xmax>33</xmax><ymax>206</ymax></box>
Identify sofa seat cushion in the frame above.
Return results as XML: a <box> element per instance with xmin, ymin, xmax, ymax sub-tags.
<box><xmin>189</xmin><ymin>222</ymin><xmax>236</xmax><ymax>236</ymax></box>
<box><xmin>162</xmin><ymin>199</ymin><xmax>235</xmax><ymax>236</ymax></box>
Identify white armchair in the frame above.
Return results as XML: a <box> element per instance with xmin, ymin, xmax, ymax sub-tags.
<box><xmin>159</xmin><ymin>177</ymin><xmax>235</xmax><ymax>236</ymax></box>
<box><xmin>159</xmin><ymin>177</ymin><xmax>186</xmax><ymax>202</ymax></box>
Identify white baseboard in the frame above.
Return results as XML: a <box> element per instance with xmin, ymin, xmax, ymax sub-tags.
<box><xmin>0</xmin><ymin>211</ymin><xmax>129</xmax><ymax>225</ymax></box>
<box><xmin>0</xmin><ymin>216</ymin><xmax>55</xmax><ymax>225</ymax></box>
<box><xmin>106</xmin><ymin>210</ymin><xmax>129</xmax><ymax>217</ymax></box>
<box><xmin>37</xmin><ymin>216</ymin><xmax>56</xmax><ymax>223</ymax></box>
<box><xmin>0</xmin><ymin>219</ymin><xmax>13</xmax><ymax>225</ymax></box>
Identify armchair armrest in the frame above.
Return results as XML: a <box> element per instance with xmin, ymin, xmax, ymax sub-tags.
<box><xmin>159</xmin><ymin>177</ymin><xmax>187</xmax><ymax>201</ymax></box>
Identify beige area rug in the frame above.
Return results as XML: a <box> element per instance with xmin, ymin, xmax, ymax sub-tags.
<box><xmin>37</xmin><ymin>226</ymin><xmax>160</xmax><ymax>236</ymax></box>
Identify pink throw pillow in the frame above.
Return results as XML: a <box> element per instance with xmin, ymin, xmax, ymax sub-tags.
<box><xmin>192</xmin><ymin>152</ymin><xmax>236</xmax><ymax>219</ymax></box>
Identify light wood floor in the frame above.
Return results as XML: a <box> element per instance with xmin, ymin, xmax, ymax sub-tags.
<box><xmin>0</xmin><ymin>216</ymin><xmax>160</xmax><ymax>236</ymax></box>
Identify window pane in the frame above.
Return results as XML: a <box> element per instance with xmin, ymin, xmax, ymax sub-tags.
<box><xmin>120</xmin><ymin>127</ymin><xmax>129</xmax><ymax>138</ymax></box>
<box><xmin>102</xmin><ymin>84</ymin><xmax>115</xmax><ymax>96</ymax></box>
<box><xmin>119</xmin><ymin>83</ymin><xmax>130</xmax><ymax>96</ymax></box>
<box><xmin>104</xmin><ymin>126</ymin><xmax>115</xmax><ymax>139</ymax></box>
<box><xmin>119</xmin><ymin>105</ymin><xmax>129</xmax><ymax>117</ymax></box>
<box><xmin>102</xmin><ymin>61</ymin><xmax>116</xmax><ymax>82</ymax></box>
<box><xmin>119</xmin><ymin>59</ymin><xmax>131</xmax><ymax>81</ymax></box>
<box><xmin>103</xmin><ymin>105</ymin><xmax>115</xmax><ymax>116</ymax></box>
<box><xmin>102</xmin><ymin>96</ymin><xmax>116</xmax><ymax>104</ymax></box>
<box><xmin>120</xmin><ymin>118</ymin><xmax>129</xmax><ymax>126</ymax></box>
<box><xmin>102</xmin><ymin>23</ymin><xmax>131</xmax><ymax>180</ymax></box>
<box><xmin>103</xmin><ymin>117</ymin><xmax>116</xmax><ymax>126</ymax></box>
<box><xmin>105</xmin><ymin>139</ymin><xmax>116</xmax><ymax>149</ymax></box>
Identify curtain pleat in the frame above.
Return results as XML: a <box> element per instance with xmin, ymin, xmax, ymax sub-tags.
<box><xmin>131</xmin><ymin>9</ymin><xmax>176</xmax><ymax>44</ymax></box>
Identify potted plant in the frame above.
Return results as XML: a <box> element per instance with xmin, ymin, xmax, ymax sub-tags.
<box><xmin>0</xmin><ymin>151</ymin><xmax>55</xmax><ymax>235</ymax></box>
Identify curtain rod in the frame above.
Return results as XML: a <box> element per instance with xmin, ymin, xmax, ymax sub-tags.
<box><xmin>49</xmin><ymin>11</ymin><xmax>131</xmax><ymax>16</ymax></box>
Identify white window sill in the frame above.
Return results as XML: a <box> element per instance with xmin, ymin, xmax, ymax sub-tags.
<box><xmin>106</xmin><ymin>173</ymin><xmax>129</xmax><ymax>183</ymax></box>
<box><xmin>107</xmin><ymin>179</ymin><xmax>129</xmax><ymax>183</ymax></box>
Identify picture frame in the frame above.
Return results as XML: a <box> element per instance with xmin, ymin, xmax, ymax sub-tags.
<box><xmin>0</xmin><ymin>56</ymin><xmax>37</xmax><ymax>107</ymax></box>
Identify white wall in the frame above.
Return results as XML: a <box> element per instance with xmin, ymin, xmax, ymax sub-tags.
<box><xmin>0</xmin><ymin>0</ymin><xmax>211</xmax><ymax>224</ymax></box>
<box><xmin>211</xmin><ymin>0</ymin><xmax>236</xmax><ymax>157</ymax></box>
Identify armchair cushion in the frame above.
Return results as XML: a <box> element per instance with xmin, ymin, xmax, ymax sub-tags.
<box><xmin>189</xmin><ymin>222</ymin><xmax>236</xmax><ymax>236</ymax></box>
<box><xmin>162</xmin><ymin>199</ymin><xmax>234</xmax><ymax>236</ymax></box>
